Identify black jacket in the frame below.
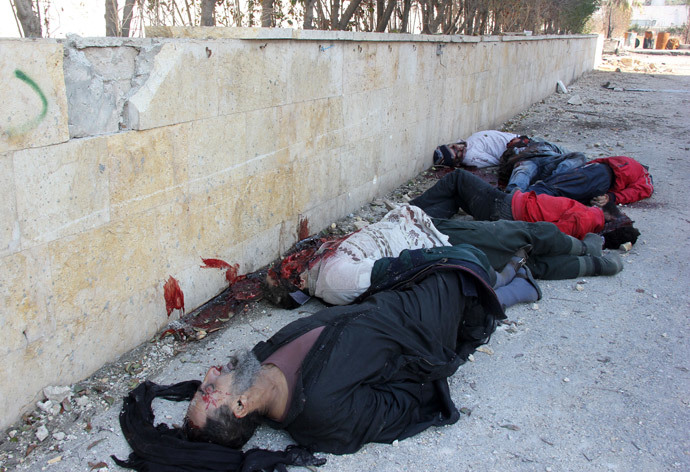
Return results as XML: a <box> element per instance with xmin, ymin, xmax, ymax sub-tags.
<box><xmin>253</xmin><ymin>265</ymin><xmax>502</xmax><ymax>454</ymax></box>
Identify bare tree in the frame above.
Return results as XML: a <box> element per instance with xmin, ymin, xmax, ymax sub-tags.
<box><xmin>125</xmin><ymin>0</ymin><xmax>610</xmax><ymax>35</ymax></box>
<box><xmin>105</xmin><ymin>0</ymin><xmax>138</xmax><ymax>36</ymax></box>
<box><xmin>304</xmin><ymin>0</ymin><xmax>317</xmax><ymax>28</ymax></box>
<box><xmin>261</xmin><ymin>0</ymin><xmax>275</xmax><ymax>26</ymax></box>
<box><xmin>12</xmin><ymin>0</ymin><xmax>42</xmax><ymax>37</ymax></box>
<box><xmin>201</xmin><ymin>0</ymin><xmax>216</xmax><ymax>25</ymax></box>
<box><xmin>375</xmin><ymin>0</ymin><xmax>397</xmax><ymax>31</ymax></box>
<box><xmin>601</xmin><ymin>0</ymin><xmax>631</xmax><ymax>38</ymax></box>
<box><xmin>336</xmin><ymin>0</ymin><xmax>365</xmax><ymax>29</ymax></box>
<box><xmin>105</xmin><ymin>0</ymin><xmax>119</xmax><ymax>36</ymax></box>
<box><xmin>121</xmin><ymin>0</ymin><xmax>137</xmax><ymax>36</ymax></box>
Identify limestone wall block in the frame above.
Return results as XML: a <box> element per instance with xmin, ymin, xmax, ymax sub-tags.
<box><xmin>185</xmin><ymin>113</ymin><xmax>248</xmax><ymax>181</ymax></box>
<box><xmin>0</xmin><ymin>41</ymin><xmax>69</xmax><ymax>153</ymax></box>
<box><xmin>338</xmin><ymin>134</ymin><xmax>387</xmax><ymax>189</ymax></box>
<box><xmin>343</xmin><ymin>42</ymin><xmax>390</xmax><ymax>95</ymax></box>
<box><xmin>13</xmin><ymin>137</ymin><xmax>110</xmax><ymax>248</ymax></box>
<box><xmin>246</xmin><ymin>222</ymin><xmax>294</xmax><ymax>270</ymax></box>
<box><xmin>1</xmin><ymin>334</ymin><xmax>66</xmax><ymax>424</ymax></box>
<box><xmin>245</xmin><ymin>107</ymin><xmax>285</xmax><ymax>157</ymax></box>
<box><xmin>296</xmin><ymin>196</ymin><xmax>345</xmax><ymax>239</ymax></box>
<box><xmin>106</xmin><ymin>127</ymin><xmax>186</xmax><ymax>221</ymax></box>
<box><xmin>225</xmin><ymin>164</ymin><xmax>296</xmax><ymax>241</ymax></box>
<box><xmin>291</xmin><ymin>148</ymin><xmax>344</xmax><ymax>214</ymax></box>
<box><xmin>0</xmin><ymin>153</ymin><xmax>20</xmax><ymax>256</ymax></box>
<box><xmin>1</xmin><ymin>246</ymin><xmax>53</xmax><ymax>356</ymax></box>
<box><xmin>395</xmin><ymin>43</ymin><xmax>419</xmax><ymax>84</ymax></box>
<box><xmin>126</xmin><ymin>43</ymin><xmax>224</xmax><ymax>130</ymax></box>
<box><xmin>178</xmin><ymin>165</ymin><xmax>255</xmax><ymax>263</ymax></box>
<box><xmin>215</xmin><ymin>41</ymin><xmax>289</xmax><ymax>115</ymax></box>
<box><xmin>274</xmin><ymin>99</ymin><xmax>334</xmax><ymax>153</ymax></box>
<box><xmin>287</xmin><ymin>43</ymin><xmax>343</xmax><ymax>104</ymax></box>
<box><xmin>47</xmin><ymin>209</ymin><xmax>167</xmax><ymax>325</ymax></box>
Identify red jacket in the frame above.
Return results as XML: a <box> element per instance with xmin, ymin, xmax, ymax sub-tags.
<box><xmin>511</xmin><ymin>191</ymin><xmax>605</xmax><ymax>239</ymax></box>
<box><xmin>590</xmin><ymin>156</ymin><xmax>653</xmax><ymax>205</ymax></box>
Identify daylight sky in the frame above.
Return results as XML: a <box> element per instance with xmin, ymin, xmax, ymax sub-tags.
<box><xmin>1</xmin><ymin>1</ymin><xmax>105</xmax><ymax>38</ymax></box>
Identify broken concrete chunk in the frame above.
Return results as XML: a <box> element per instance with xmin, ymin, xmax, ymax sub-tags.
<box><xmin>44</xmin><ymin>386</ymin><xmax>72</xmax><ymax>404</ymax></box>
<box><xmin>476</xmin><ymin>346</ymin><xmax>494</xmax><ymax>355</ymax></box>
<box><xmin>567</xmin><ymin>95</ymin><xmax>583</xmax><ymax>105</ymax></box>
<box><xmin>353</xmin><ymin>221</ymin><xmax>369</xmax><ymax>230</ymax></box>
<box><xmin>556</xmin><ymin>80</ymin><xmax>568</xmax><ymax>94</ymax></box>
<box><xmin>36</xmin><ymin>425</ymin><xmax>49</xmax><ymax>442</ymax></box>
<box><xmin>76</xmin><ymin>395</ymin><xmax>91</xmax><ymax>408</ymax></box>
<box><xmin>37</xmin><ymin>400</ymin><xmax>54</xmax><ymax>414</ymax></box>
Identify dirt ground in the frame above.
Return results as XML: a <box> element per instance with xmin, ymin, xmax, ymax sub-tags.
<box><xmin>1</xmin><ymin>51</ymin><xmax>689</xmax><ymax>472</ymax></box>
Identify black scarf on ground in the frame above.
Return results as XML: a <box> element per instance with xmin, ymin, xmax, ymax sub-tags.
<box><xmin>112</xmin><ymin>380</ymin><xmax>326</xmax><ymax>472</ymax></box>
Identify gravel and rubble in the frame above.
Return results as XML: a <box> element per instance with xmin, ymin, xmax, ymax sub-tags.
<box><xmin>1</xmin><ymin>52</ymin><xmax>689</xmax><ymax>471</ymax></box>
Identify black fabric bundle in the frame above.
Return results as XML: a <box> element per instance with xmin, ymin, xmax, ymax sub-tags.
<box><xmin>112</xmin><ymin>380</ymin><xmax>326</xmax><ymax>472</ymax></box>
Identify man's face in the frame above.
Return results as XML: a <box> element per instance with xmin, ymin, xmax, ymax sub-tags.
<box><xmin>186</xmin><ymin>363</ymin><xmax>239</xmax><ymax>429</ymax></box>
<box><xmin>449</xmin><ymin>143</ymin><xmax>466</xmax><ymax>161</ymax></box>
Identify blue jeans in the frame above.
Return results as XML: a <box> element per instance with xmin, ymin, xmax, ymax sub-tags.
<box><xmin>505</xmin><ymin>152</ymin><xmax>586</xmax><ymax>192</ymax></box>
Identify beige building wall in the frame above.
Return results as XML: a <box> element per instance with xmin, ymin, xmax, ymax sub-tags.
<box><xmin>0</xmin><ymin>30</ymin><xmax>598</xmax><ymax>429</ymax></box>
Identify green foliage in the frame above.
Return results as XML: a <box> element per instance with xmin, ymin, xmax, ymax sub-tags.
<box><xmin>559</xmin><ymin>0</ymin><xmax>600</xmax><ymax>34</ymax></box>
<box><xmin>665</xmin><ymin>25</ymin><xmax>687</xmax><ymax>35</ymax></box>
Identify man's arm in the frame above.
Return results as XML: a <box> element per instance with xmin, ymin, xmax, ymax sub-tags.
<box><xmin>291</xmin><ymin>379</ymin><xmax>458</xmax><ymax>454</ymax></box>
<box><xmin>610</xmin><ymin>173</ymin><xmax>654</xmax><ymax>205</ymax></box>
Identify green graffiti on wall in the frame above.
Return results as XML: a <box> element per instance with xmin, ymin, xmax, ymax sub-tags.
<box><xmin>2</xmin><ymin>69</ymin><xmax>49</xmax><ymax>137</ymax></box>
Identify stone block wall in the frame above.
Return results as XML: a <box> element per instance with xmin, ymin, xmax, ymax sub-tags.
<box><xmin>0</xmin><ymin>30</ymin><xmax>599</xmax><ymax>429</ymax></box>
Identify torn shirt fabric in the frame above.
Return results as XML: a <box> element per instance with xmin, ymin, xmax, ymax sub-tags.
<box><xmin>307</xmin><ymin>204</ymin><xmax>450</xmax><ymax>305</ymax></box>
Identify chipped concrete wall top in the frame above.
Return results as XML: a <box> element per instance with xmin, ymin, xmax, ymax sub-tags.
<box><xmin>0</xmin><ymin>30</ymin><xmax>599</xmax><ymax>430</ymax></box>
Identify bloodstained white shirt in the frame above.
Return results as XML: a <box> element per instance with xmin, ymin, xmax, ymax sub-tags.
<box><xmin>307</xmin><ymin>205</ymin><xmax>450</xmax><ymax>306</ymax></box>
<box><xmin>459</xmin><ymin>130</ymin><xmax>518</xmax><ymax>168</ymax></box>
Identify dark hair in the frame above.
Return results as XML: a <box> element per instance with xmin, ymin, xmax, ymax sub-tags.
<box><xmin>184</xmin><ymin>404</ymin><xmax>261</xmax><ymax>449</ymax></box>
<box><xmin>602</xmin><ymin>225</ymin><xmax>640</xmax><ymax>249</ymax></box>
<box><xmin>262</xmin><ymin>275</ymin><xmax>303</xmax><ymax>309</ymax></box>
<box><xmin>433</xmin><ymin>145</ymin><xmax>455</xmax><ymax>167</ymax></box>
<box><xmin>601</xmin><ymin>199</ymin><xmax>622</xmax><ymax>219</ymax></box>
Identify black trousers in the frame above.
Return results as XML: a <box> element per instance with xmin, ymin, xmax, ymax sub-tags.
<box><xmin>528</xmin><ymin>162</ymin><xmax>613</xmax><ymax>204</ymax></box>
<box><xmin>411</xmin><ymin>169</ymin><xmax>513</xmax><ymax>221</ymax></box>
<box><xmin>431</xmin><ymin>218</ymin><xmax>581</xmax><ymax>280</ymax></box>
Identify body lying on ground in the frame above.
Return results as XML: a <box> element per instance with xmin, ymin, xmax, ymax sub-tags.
<box><xmin>433</xmin><ymin>130</ymin><xmax>519</xmax><ymax>168</ymax></box>
<box><xmin>410</xmin><ymin>168</ymin><xmax>640</xmax><ymax>243</ymax></box>
<box><xmin>265</xmin><ymin>206</ymin><xmax>540</xmax><ymax>308</ymax></box>
<box><xmin>526</xmin><ymin>155</ymin><xmax>654</xmax><ymax>206</ymax></box>
<box><xmin>498</xmin><ymin>138</ymin><xmax>585</xmax><ymax>192</ymax></box>
<box><xmin>185</xmin><ymin>267</ymin><xmax>505</xmax><ymax>454</ymax></box>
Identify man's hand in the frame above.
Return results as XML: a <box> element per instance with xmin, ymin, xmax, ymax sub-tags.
<box><xmin>591</xmin><ymin>194</ymin><xmax>610</xmax><ymax>207</ymax></box>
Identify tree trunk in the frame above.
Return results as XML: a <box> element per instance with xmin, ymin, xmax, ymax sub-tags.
<box><xmin>261</xmin><ymin>0</ymin><xmax>274</xmax><ymax>26</ymax></box>
<box><xmin>201</xmin><ymin>0</ymin><xmax>216</xmax><ymax>26</ymax></box>
<box><xmin>303</xmin><ymin>0</ymin><xmax>316</xmax><ymax>29</ymax></box>
<box><xmin>13</xmin><ymin>0</ymin><xmax>42</xmax><ymax>37</ymax></box>
<box><xmin>121</xmin><ymin>0</ymin><xmax>137</xmax><ymax>36</ymax></box>
<box><xmin>400</xmin><ymin>0</ymin><xmax>411</xmax><ymax>33</ymax></box>
<box><xmin>331</xmin><ymin>0</ymin><xmax>341</xmax><ymax>30</ymax></box>
<box><xmin>607</xmin><ymin>8</ymin><xmax>613</xmax><ymax>38</ymax></box>
<box><xmin>105</xmin><ymin>0</ymin><xmax>119</xmax><ymax>36</ymax></box>
<box><xmin>376</xmin><ymin>0</ymin><xmax>384</xmax><ymax>28</ymax></box>
<box><xmin>375</xmin><ymin>0</ymin><xmax>396</xmax><ymax>32</ymax></box>
<box><xmin>335</xmin><ymin>0</ymin><xmax>363</xmax><ymax>30</ymax></box>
